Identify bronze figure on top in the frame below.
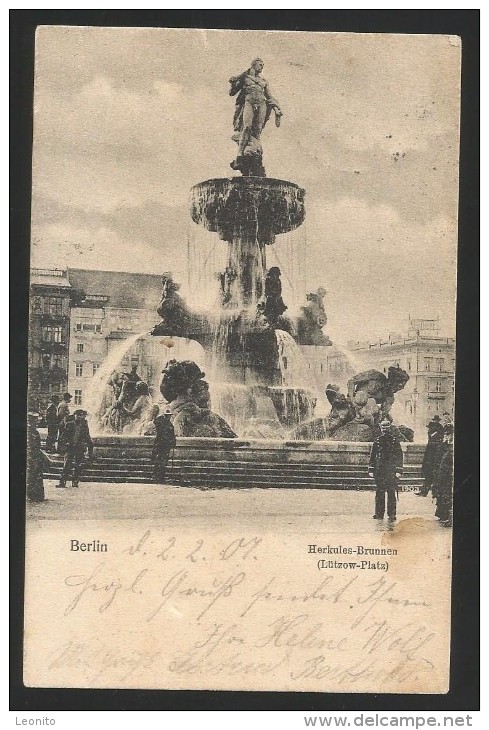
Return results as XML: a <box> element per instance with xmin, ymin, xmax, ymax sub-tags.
<box><xmin>229</xmin><ymin>58</ymin><xmax>282</xmax><ymax>176</ymax></box>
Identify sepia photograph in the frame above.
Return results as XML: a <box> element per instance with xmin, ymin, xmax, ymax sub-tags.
<box><xmin>19</xmin><ymin>23</ymin><xmax>465</xmax><ymax>697</ymax></box>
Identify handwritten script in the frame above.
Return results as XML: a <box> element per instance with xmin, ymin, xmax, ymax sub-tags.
<box><xmin>24</xmin><ymin>526</ymin><xmax>450</xmax><ymax>692</ymax></box>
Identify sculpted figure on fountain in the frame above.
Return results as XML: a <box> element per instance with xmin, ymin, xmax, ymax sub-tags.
<box><xmin>347</xmin><ymin>366</ymin><xmax>410</xmax><ymax>425</ymax></box>
<box><xmin>296</xmin><ymin>287</ymin><xmax>333</xmax><ymax>346</ymax></box>
<box><xmin>229</xmin><ymin>58</ymin><xmax>283</xmax><ymax>177</ymax></box>
<box><xmin>160</xmin><ymin>360</ymin><xmax>236</xmax><ymax>438</ymax></box>
<box><xmin>151</xmin><ymin>272</ymin><xmax>191</xmax><ymax>337</ymax></box>
<box><xmin>263</xmin><ymin>267</ymin><xmax>287</xmax><ymax>325</ymax></box>
<box><xmin>217</xmin><ymin>266</ymin><xmax>238</xmax><ymax>308</ymax></box>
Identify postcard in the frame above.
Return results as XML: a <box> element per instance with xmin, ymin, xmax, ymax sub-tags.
<box><xmin>24</xmin><ymin>27</ymin><xmax>460</xmax><ymax>693</ymax></box>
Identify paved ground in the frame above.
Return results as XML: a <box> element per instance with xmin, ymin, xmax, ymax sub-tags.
<box><xmin>26</xmin><ymin>479</ymin><xmax>448</xmax><ymax>535</ymax></box>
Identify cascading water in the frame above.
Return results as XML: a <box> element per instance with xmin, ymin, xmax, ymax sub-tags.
<box><xmin>273</xmin><ymin>329</ymin><xmax>329</xmax><ymax>428</ymax></box>
<box><xmin>84</xmin><ymin>332</ymin><xmax>143</xmax><ymax>434</ymax></box>
<box><xmin>85</xmin><ymin>333</ymin><xmax>207</xmax><ymax>435</ymax></box>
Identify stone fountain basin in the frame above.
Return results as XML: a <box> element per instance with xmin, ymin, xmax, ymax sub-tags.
<box><xmin>42</xmin><ymin>437</ymin><xmax>425</xmax><ymax>490</ymax></box>
<box><xmin>190</xmin><ymin>177</ymin><xmax>305</xmax><ymax>242</ymax></box>
<box><xmin>87</xmin><ymin>435</ymin><xmax>423</xmax><ymax>462</ymax></box>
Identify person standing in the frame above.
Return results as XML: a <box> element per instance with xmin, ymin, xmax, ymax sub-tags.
<box><xmin>441</xmin><ymin>412</ymin><xmax>454</xmax><ymax>443</ymax></box>
<box><xmin>368</xmin><ymin>418</ymin><xmax>403</xmax><ymax>521</ymax></box>
<box><xmin>45</xmin><ymin>394</ymin><xmax>60</xmax><ymax>452</ymax></box>
<box><xmin>56</xmin><ymin>392</ymin><xmax>72</xmax><ymax>453</ymax></box>
<box><xmin>417</xmin><ymin>415</ymin><xmax>445</xmax><ymax>497</ymax></box>
<box><xmin>152</xmin><ymin>410</ymin><xmax>176</xmax><ymax>484</ymax></box>
<box><xmin>56</xmin><ymin>409</ymin><xmax>93</xmax><ymax>488</ymax></box>
<box><xmin>27</xmin><ymin>412</ymin><xmax>45</xmax><ymax>502</ymax></box>
<box><xmin>433</xmin><ymin>441</ymin><xmax>454</xmax><ymax>526</ymax></box>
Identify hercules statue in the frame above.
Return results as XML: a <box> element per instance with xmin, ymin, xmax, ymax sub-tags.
<box><xmin>229</xmin><ymin>58</ymin><xmax>283</xmax><ymax>176</ymax></box>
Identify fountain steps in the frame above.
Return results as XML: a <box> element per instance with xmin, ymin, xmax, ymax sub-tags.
<box><xmin>41</xmin><ymin>438</ymin><xmax>425</xmax><ymax>488</ymax></box>
<box><xmin>42</xmin><ymin>455</ymin><xmax>424</xmax><ymax>489</ymax></box>
<box><xmin>64</xmin><ymin>455</ymin><xmax>422</xmax><ymax>471</ymax></box>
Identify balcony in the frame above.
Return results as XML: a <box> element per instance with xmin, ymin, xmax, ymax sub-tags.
<box><xmin>40</xmin><ymin>341</ymin><xmax>67</xmax><ymax>354</ymax></box>
<box><xmin>40</xmin><ymin>312</ymin><xmax>68</xmax><ymax>324</ymax></box>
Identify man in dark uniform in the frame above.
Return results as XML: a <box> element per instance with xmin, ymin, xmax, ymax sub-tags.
<box><xmin>417</xmin><ymin>414</ymin><xmax>445</xmax><ymax>496</ymax></box>
<box><xmin>368</xmin><ymin>418</ymin><xmax>403</xmax><ymax>521</ymax></box>
<box><xmin>152</xmin><ymin>410</ymin><xmax>176</xmax><ymax>484</ymax></box>
<box><xmin>433</xmin><ymin>441</ymin><xmax>453</xmax><ymax>526</ymax></box>
<box><xmin>56</xmin><ymin>409</ymin><xmax>93</xmax><ymax>488</ymax></box>
<box><xmin>27</xmin><ymin>412</ymin><xmax>45</xmax><ymax>502</ymax></box>
<box><xmin>45</xmin><ymin>394</ymin><xmax>60</xmax><ymax>452</ymax></box>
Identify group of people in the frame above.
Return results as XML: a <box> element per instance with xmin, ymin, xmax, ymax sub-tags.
<box><xmin>42</xmin><ymin>391</ymin><xmax>94</xmax><ymax>490</ymax></box>
<box><xmin>27</xmin><ymin>396</ymin><xmax>94</xmax><ymax>499</ymax></box>
<box><xmin>367</xmin><ymin>412</ymin><xmax>454</xmax><ymax>525</ymax></box>
<box><xmin>29</xmin><ymin>385</ymin><xmax>454</xmax><ymax>523</ymax></box>
<box><xmin>417</xmin><ymin>412</ymin><xmax>454</xmax><ymax>524</ymax></box>
<box><xmin>27</xmin><ymin>389</ymin><xmax>178</xmax><ymax>498</ymax></box>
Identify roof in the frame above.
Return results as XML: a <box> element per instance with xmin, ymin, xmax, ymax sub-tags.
<box><xmin>67</xmin><ymin>268</ymin><xmax>163</xmax><ymax>310</ymax></box>
<box><xmin>31</xmin><ymin>269</ymin><xmax>72</xmax><ymax>289</ymax></box>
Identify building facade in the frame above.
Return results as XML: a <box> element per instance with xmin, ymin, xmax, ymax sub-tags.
<box><xmin>298</xmin><ymin>344</ymin><xmax>356</xmax><ymax>392</ymax></box>
<box><xmin>348</xmin><ymin>318</ymin><xmax>455</xmax><ymax>433</ymax></box>
<box><xmin>28</xmin><ymin>269</ymin><xmax>72</xmax><ymax>411</ymax></box>
<box><xmin>29</xmin><ymin>268</ymin><xmax>163</xmax><ymax>413</ymax></box>
<box><xmin>66</xmin><ymin>269</ymin><xmax>162</xmax><ymax>407</ymax></box>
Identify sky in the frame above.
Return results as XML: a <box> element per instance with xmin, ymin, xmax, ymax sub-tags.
<box><xmin>31</xmin><ymin>27</ymin><xmax>461</xmax><ymax>344</ymax></box>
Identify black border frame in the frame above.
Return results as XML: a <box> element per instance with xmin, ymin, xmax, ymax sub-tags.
<box><xmin>10</xmin><ymin>9</ymin><xmax>479</xmax><ymax>712</ymax></box>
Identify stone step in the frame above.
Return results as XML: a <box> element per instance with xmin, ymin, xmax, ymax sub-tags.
<box><xmin>85</xmin><ymin>456</ymin><xmax>422</xmax><ymax>470</ymax></box>
<box><xmin>44</xmin><ymin>471</ymin><xmax>422</xmax><ymax>485</ymax></box>
<box><xmin>43</xmin><ymin>466</ymin><xmax>423</xmax><ymax>487</ymax></box>
<box><xmin>44</xmin><ymin>455</ymin><xmax>422</xmax><ymax>473</ymax></box>
<box><xmin>43</xmin><ymin>475</ymin><xmax>423</xmax><ymax>490</ymax></box>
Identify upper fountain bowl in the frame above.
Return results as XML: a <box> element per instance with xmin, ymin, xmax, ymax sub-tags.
<box><xmin>190</xmin><ymin>177</ymin><xmax>305</xmax><ymax>245</ymax></box>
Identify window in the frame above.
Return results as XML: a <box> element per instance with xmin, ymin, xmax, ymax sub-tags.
<box><xmin>282</xmin><ymin>357</ymin><xmax>288</xmax><ymax>370</ymax></box>
<box><xmin>93</xmin><ymin>363</ymin><xmax>100</xmax><ymax>376</ymax></box>
<box><xmin>76</xmin><ymin>343</ymin><xmax>84</xmax><ymax>353</ymax></box>
<box><xmin>44</xmin><ymin>297</ymin><xmax>63</xmax><ymax>316</ymax></box>
<box><xmin>76</xmin><ymin>322</ymin><xmax>101</xmax><ymax>333</ymax></box>
<box><xmin>42</xmin><ymin>325</ymin><xmax>63</xmax><ymax>343</ymax></box>
<box><xmin>75</xmin><ymin>363</ymin><xmax>83</xmax><ymax>377</ymax></box>
<box><xmin>74</xmin><ymin>390</ymin><xmax>82</xmax><ymax>405</ymax></box>
<box><xmin>435</xmin><ymin>380</ymin><xmax>443</xmax><ymax>393</ymax></box>
<box><xmin>320</xmin><ymin>363</ymin><xmax>323</xmax><ymax>373</ymax></box>
<box><xmin>407</xmin><ymin>359</ymin><xmax>411</xmax><ymax>371</ymax></box>
<box><xmin>52</xmin><ymin>354</ymin><xmax>63</xmax><ymax>369</ymax></box>
<box><xmin>424</xmin><ymin>357</ymin><xmax>432</xmax><ymax>371</ymax></box>
<box><xmin>436</xmin><ymin>358</ymin><xmax>444</xmax><ymax>372</ymax></box>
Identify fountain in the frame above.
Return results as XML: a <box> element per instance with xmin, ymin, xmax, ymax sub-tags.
<box><xmin>42</xmin><ymin>58</ymin><xmax>423</xmax><ymax>490</ymax></box>
<box><xmin>86</xmin><ymin>56</ymin><xmax>413</xmax><ymax>443</ymax></box>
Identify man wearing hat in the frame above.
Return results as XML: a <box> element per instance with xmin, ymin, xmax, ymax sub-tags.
<box><xmin>152</xmin><ymin>410</ymin><xmax>176</xmax><ymax>484</ymax></box>
<box><xmin>368</xmin><ymin>418</ymin><xmax>403</xmax><ymax>521</ymax></box>
<box><xmin>45</xmin><ymin>394</ymin><xmax>60</xmax><ymax>452</ymax></box>
<box><xmin>417</xmin><ymin>414</ymin><xmax>445</xmax><ymax>497</ymax></box>
<box><xmin>56</xmin><ymin>409</ymin><xmax>93</xmax><ymax>488</ymax></box>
